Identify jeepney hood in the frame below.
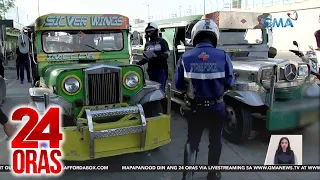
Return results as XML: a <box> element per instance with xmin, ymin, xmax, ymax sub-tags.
<box><xmin>43</xmin><ymin>62</ymin><xmax>125</xmax><ymax>87</ymax></box>
<box><xmin>231</xmin><ymin>57</ymin><xmax>291</xmax><ymax>82</ymax></box>
<box><xmin>232</xmin><ymin>57</ymin><xmax>290</xmax><ymax>72</ymax></box>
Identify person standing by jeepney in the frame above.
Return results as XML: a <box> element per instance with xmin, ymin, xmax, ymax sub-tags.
<box><xmin>136</xmin><ymin>22</ymin><xmax>169</xmax><ymax>92</ymax></box>
<box><xmin>175</xmin><ymin>19</ymin><xmax>235</xmax><ymax>180</ymax></box>
<box><xmin>0</xmin><ymin>51</ymin><xmax>5</xmax><ymax>80</ymax></box>
<box><xmin>16</xmin><ymin>44</ymin><xmax>31</xmax><ymax>84</ymax></box>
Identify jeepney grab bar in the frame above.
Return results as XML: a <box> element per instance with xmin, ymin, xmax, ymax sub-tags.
<box><xmin>269</xmin><ymin>65</ymin><xmax>277</xmax><ymax>109</ymax></box>
<box><xmin>85</xmin><ymin>104</ymin><xmax>146</xmax><ymax>159</ymax></box>
<box><xmin>166</xmin><ymin>83</ymin><xmax>172</xmax><ymax>115</ymax></box>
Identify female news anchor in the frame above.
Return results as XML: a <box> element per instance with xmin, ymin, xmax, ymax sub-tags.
<box><xmin>274</xmin><ymin>137</ymin><xmax>295</xmax><ymax>164</ymax></box>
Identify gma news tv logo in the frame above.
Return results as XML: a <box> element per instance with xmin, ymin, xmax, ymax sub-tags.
<box><xmin>262</xmin><ymin>11</ymin><xmax>298</xmax><ymax>28</ymax></box>
<box><xmin>9</xmin><ymin>106</ymin><xmax>64</xmax><ymax>176</ymax></box>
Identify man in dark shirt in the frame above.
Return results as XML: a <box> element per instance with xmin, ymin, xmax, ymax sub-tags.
<box><xmin>136</xmin><ymin>22</ymin><xmax>170</xmax><ymax>92</ymax></box>
<box><xmin>16</xmin><ymin>46</ymin><xmax>31</xmax><ymax>84</ymax></box>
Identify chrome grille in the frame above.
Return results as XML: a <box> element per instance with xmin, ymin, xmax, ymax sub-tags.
<box><xmin>87</xmin><ymin>72</ymin><xmax>121</xmax><ymax>105</ymax></box>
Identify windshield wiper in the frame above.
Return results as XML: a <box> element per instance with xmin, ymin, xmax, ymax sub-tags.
<box><xmin>85</xmin><ymin>44</ymin><xmax>106</xmax><ymax>53</ymax></box>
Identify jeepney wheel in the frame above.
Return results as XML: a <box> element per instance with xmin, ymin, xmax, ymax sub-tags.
<box><xmin>142</xmin><ymin>100</ymin><xmax>163</xmax><ymax>118</ymax></box>
<box><xmin>223</xmin><ymin>105</ymin><xmax>252</xmax><ymax>144</ymax></box>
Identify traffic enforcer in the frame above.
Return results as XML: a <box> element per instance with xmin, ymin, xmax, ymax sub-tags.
<box><xmin>23</xmin><ymin>13</ymin><xmax>171</xmax><ymax>161</ymax></box>
<box><xmin>131</xmin><ymin>11</ymin><xmax>320</xmax><ymax>143</ymax></box>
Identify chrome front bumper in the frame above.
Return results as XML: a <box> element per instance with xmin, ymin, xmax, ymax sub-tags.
<box><xmin>85</xmin><ymin>104</ymin><xmax>146</xmax><ymax>159</ymax></box>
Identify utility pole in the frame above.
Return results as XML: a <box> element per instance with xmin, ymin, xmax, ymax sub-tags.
<box><xmin>38</xmin><ymin>0</ymin><xmax>40</xmax><ymax>16</ymax></box>
<box><xmin>216</xmin><ymin>0</ymin><xmax>219</xmax><ymax>10</ymax></box>
<box><xmin>147</xmin><ymin>4</ymin><xmax>150</xmax><ymax>22</ymax></box>
<box><xmin>204</xmin><ymin>0</ymin><xmax>206</xmax><ymax>14</ymax></box>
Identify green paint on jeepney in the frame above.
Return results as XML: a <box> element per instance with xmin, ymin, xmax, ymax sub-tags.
<box><xmin>40</xmin><ymin>62</ymin><xmax>144</xmax><ymax>116</ymax></box>
<box><xmin>28</xmin><ymin>14</ymin><xmax>145</xmax><ymax>115</ymax></box>
<box><xmin>265</xmin><ymin>84</ymin><xmax>320</xmax><ymax>130</ymax></box>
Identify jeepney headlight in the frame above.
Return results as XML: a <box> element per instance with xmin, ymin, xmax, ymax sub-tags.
<box><xmin>261</xmin><ymin>68</ymin><xmax>273</xmax><ymax>80</ymax></box>
<box><xmin>63</xmin><ymin>76</ymin><xmax>80</xmax><ymax>94</ymax></box>
<box><xmin>298</xmin><ymin>65</ymin><xmax>309</xmax><ymax>77</ymax></box>
<box><xmin>124</xmin><ymin>72</ymin><xmax>139</xmax><ymax>89</ymax></box>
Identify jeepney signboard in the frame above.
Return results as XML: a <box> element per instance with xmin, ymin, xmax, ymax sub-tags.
<box><xmin>46</xmin><ymin>53</ymin><xmax>96</xmax><ymax>60</ymax></box>
<box><xmin>35</xmin><ymin>14</ymin><xmax>129</xmax><ymax>30</ymax></box>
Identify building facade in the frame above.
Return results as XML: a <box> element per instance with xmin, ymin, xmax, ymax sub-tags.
<box><xmin>3</xmin><ymin>6</ymin><xmax>34</xmax><ymax>54</ymax></box>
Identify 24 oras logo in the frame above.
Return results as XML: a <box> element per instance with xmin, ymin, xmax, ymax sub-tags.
<box><xmin>9</xmin><ymin>106</ymin><xmax>64</xmax><ymax>176</ymax></box>
<box><xmin>287</xmin><ymin>11</ymin><xmax>298</xmax><ymax>21</ymax></box>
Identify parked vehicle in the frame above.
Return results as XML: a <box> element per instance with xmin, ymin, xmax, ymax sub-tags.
<box><xmin>290</xmin><ymin>41</ymin><xmax>320</xmax><ymax>79</ymax></box>
<box><xmin>131</xmin><ymin>11</ymin><xmax>320</xmax><ymax>144</ymax></box>
<box><xmin>23</xmin><ymin>13</ymin><xmax>172</xmax><ymax>161</ymax></box>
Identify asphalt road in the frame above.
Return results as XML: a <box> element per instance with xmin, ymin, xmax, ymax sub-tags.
<box><xmin>0</xmin><ymin>69</ymin><xmax>319</xmax><ymax>180</ymax></box>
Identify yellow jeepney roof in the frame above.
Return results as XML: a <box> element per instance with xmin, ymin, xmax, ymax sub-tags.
<box><xmin>202</xmin><ymin>11</ymin><xmax>270</xmax><ymax>29</ymax></box>
<box><xmin>34</xmin><ymin>13</ymin><xmax>130</xmax><ymax>31</ymax></box>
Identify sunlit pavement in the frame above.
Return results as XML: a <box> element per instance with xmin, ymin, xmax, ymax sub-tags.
<box><xmin>0</xmin><ymin>70</ymin><xmax>319</xmax><ymax>180</ymax></box>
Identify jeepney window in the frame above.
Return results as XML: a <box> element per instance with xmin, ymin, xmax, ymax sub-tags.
<box><xmin>42</xmin><ymin>30</ymin><xmax>124</xmax><ymax>53</ymax></box>
<box><xmin>219</xmin><ymin>29</ymin><xmax>263</xmax><ymax>45</ymax></box>
<box><xmin>185</xmin><ymin>21</ymin><xmax>198</xmax><ymax>46</ymax></box>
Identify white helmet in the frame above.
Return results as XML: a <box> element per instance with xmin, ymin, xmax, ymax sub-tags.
<box><xmin>145</xmin><ymin>22</ymin><xmax>159</xmax><ymax>38</ymax></box>
<box><xmin>145</xmin><ymin>22</ymin><xmax>158</xmax><ymax>31</ymax></box>
<box><xmin>191</xmin><ymin>18</ymin><xmax>219</xmax><ymax>46</ymax></box>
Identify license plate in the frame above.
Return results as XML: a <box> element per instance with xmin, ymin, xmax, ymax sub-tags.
<box><xmin>299</xmin><ymin>111</ymin><xmax>319</xmax><ymax>126</ymax></box>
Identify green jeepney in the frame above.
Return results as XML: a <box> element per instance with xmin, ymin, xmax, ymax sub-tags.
<box><xmin>131</xmin><ymin>11</ymin><xmax>320</xmax><ymax>143</ymax></box>
<box><xmin>23</xmin><ymin>13</ymin><xmax>171</xmax><ymax>161</ymax></box>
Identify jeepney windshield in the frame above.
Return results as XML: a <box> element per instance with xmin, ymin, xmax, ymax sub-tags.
<box><xmin>219</xmin><ymin>29</ymin><xmax>263</xmax><ymax>45</ymax></box>
<box><xmin>42</xmin><ymin>30</ymin><xmax>123</xmax><ymax>53</ymax></box>
<box><xmin>185</xmin><ymin>21</ymin><xmax>263</xmax><ymax>46</ymax></box>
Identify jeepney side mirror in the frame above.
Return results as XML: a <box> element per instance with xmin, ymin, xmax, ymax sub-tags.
<box><xmin>131</xmin><ymin>31</ymin><xmax>141</xmax><ymax>46</ymax></box>
<box><xmin>293</xmin><ymin>41</ymin><xmax>299</xmax><ymax>48</ymax></box>
<box><xmin>268</xmin><ymin>47</ymin><xmax>277</xmax><ymax>58</ymax></box>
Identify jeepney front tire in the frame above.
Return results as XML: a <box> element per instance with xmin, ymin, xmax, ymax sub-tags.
<box><xmin>223</xmin><ymin>104</ymin><xmax>252</xmax><ymax>144</ymax></box>
<box><xmin>142</xmin><ymin>100</ymin><xmax>163</xmax><ymax>118</ymax></box>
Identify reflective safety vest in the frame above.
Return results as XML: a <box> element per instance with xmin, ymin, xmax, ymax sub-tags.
<box><xmin>174</xmin><ymin>42</ymin><xmax>235</xmax><ymax>99</ymax></box>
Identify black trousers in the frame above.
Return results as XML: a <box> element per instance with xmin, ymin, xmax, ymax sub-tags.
<box><xmin>0</xmin><ymin>108</ymin><xmax>8</xmax><ymax>125</ymax></box>
<box><xmin>19</xmin><ymin>60</ymin><xmax>31</xmax><ymax>81</ymax></box>
<box><xmin>186</xmin><ymin>103</ymin><xmax>226</xmax><ymax>152</ymax></box>
<box><xmin>16</xmin><ymin>62</ymin><xmax>19</xmax><ymax>78</ymax></box>
<box><xmin>0</xmin><ymin>62</ymin><xmax>4</xmax><ymax>78</ymax></box>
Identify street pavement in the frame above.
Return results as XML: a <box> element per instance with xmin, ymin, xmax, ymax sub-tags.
<box><xmin>0</xmin><ymin>69</ymin><xmax>319</xmax><ymax>180</ymax></box>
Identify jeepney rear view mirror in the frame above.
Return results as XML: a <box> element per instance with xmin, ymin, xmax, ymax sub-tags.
<box><xmin>132</xmin><ymin>31</ymin><xmax>139</xmax><ymax>39</ymax></box>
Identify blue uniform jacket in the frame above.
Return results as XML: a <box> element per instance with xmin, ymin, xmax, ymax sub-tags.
<box><xmin>174</xmin><ymin>43</ymin><xmax>235</xmax><ymax>100</ymax></box>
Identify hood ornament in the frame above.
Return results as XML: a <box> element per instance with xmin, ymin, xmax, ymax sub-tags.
<box><xmin>284</xmin><ymin>64</ymin><xmax>297</xmax><ymax>81</ymax></box>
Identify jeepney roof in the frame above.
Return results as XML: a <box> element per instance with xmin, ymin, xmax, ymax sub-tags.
<box><xmin>34</xmin><ymin>13</ymin><xmax>130</xmax><ymax>31</ymax></box>
<box><xmin>132</xmin><ymin>11</ymin><xmax>270</xmax><ymax>30</ymax></box>
<box><xmin>131</xmin><ymin>15</ymin><xmax>202</xmax><ymax>31</ymax></box>
<box><xmin>154</xmin><ymin>15</ymin><xmax>202</xmax><ymax>28</ymax></box>
<box><xmin>202</xmin><ymin>11</ymin><xmax>270</xmax><ymax>29</ymax></box>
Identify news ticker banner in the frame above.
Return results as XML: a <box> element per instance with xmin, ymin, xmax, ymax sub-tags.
<box><xmin>1</xmin><ymin>165</ymin><xmax>320</xmax><ymax>172</ymax></box>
